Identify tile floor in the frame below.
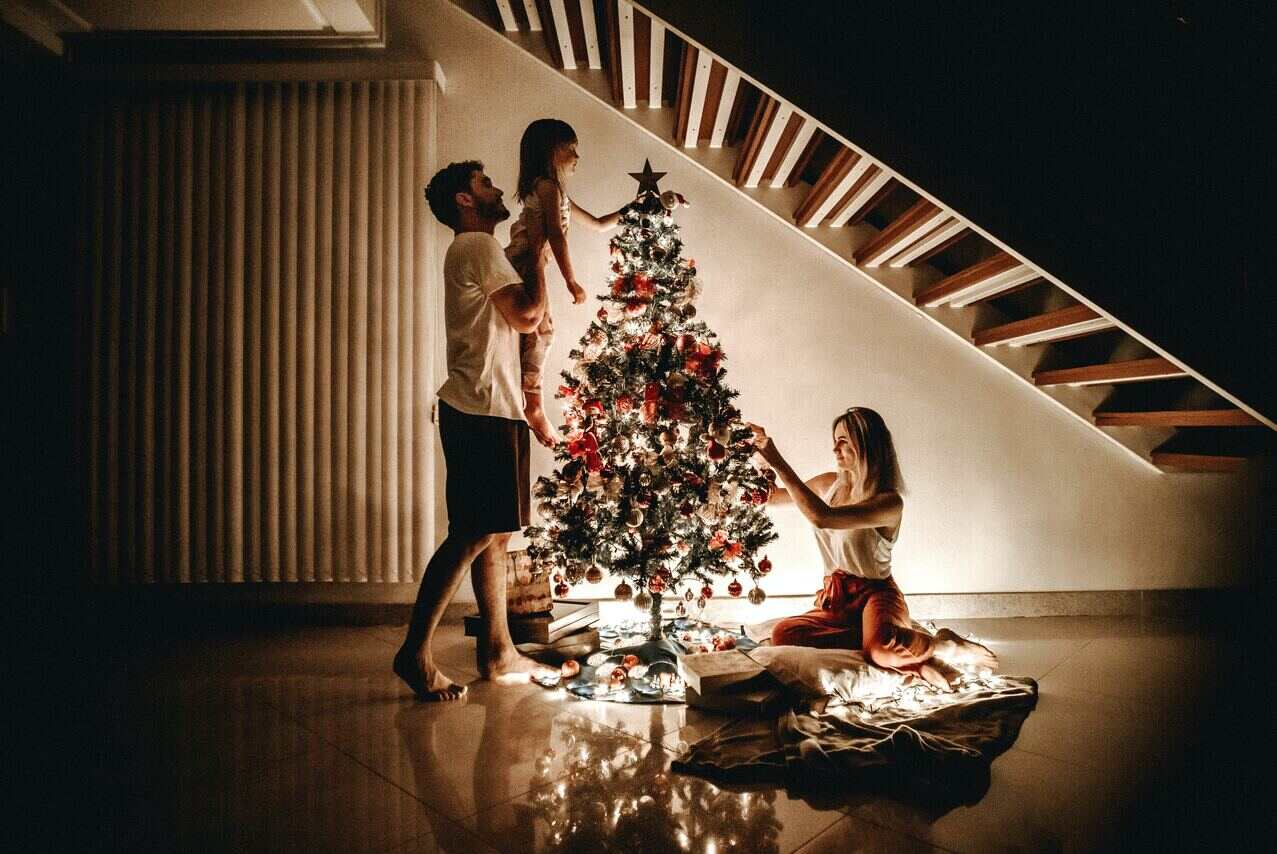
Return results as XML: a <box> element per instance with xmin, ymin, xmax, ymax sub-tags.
<box><xmin>83</xmin><ymin>611</ymin><xmax>1254</xmax><ymax>852</ymax></box>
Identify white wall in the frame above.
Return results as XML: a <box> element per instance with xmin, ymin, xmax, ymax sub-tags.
<box><xmin>396</xmin><ymin>0</ymin><xmax>1262</xmax><ymax>601</ymax></box>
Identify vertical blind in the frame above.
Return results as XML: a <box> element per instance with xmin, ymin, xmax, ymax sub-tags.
<box><xmin>81</xmin><ymin>78</ymin><xmax>439</xmax><ymax>583</ymax></box>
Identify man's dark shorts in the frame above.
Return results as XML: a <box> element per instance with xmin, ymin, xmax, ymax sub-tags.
<box><xmin>438</xmin><ymin>400</ymin><xmax>530</xmax><ymax>536</ymax></box>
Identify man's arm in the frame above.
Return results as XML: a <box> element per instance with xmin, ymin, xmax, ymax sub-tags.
<box><xmin>488</xmin><ymin>259</ymin><xmax>547</xmax><ymax>334</ymax></box>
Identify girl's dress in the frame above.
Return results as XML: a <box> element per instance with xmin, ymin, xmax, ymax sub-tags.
<box><xmin>505</xmin><ymin>182</ymin><xmax>572</xmax><ymax>395</ymax></box>
<box><xmin>771</xmin><ymin>481</ymin><xmax>936</xmax><ymax>668</ymax></box>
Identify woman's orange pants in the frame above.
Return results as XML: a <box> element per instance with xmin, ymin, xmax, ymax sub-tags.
<box><xmin>770</xmin><ymin>570</ymin><xmax>935</xmax><ymax>669</ymax></box>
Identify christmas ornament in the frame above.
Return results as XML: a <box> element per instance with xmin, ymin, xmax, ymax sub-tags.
<box><xmin>625</xmin><ymin>508</ymin><xmax>644</xmax><ymax>527</ymax></box>
<box><xmin>554</xmin><ymin>582</ymin><xmax>570</xmax><ymax>598</ymax></box>
<box><xmin>727</xmin><ymin>578</ymin><xmax>743</xmax><ymax>598</ymax></box>
<box><xmin>701</xmin><ymin>584</ymin><xmax>714</xmax><ymax>600</ymax></box>
<box><xmin>696</xmin><ymin>595</ymin><xmax>707</xmax><ymax>609</ymax></box>
<box><xmin>758</xmin><ymin>556</ymin><xmax>772</xmax><ymax>575</ymax></box>
<box><xmin>609</xmin><ymin>666</ymin><xmax>629</xmax><ymax>688</ymax></box>
<box><xmin>585</xmin><ymin>566</ymin><xmax>603</xmax><ymax>584</ymax></box>
<box><xmin>675</xmin><ymin>601</ymin><xmax>687</xmax><ymax>617</ymax></box>
<box><xmin>614</xmin><ymin>581</ymin><xmax>633</xmax><ymax>601</ymax></box>
<box><xmin>560</xmin><ymin>659</ymin><xmax>581</xmax><ymax>678</ymax></box>
<box><xmin>748</xmin><ymin>586</ymin><xmax>767</xmax><ymax>606</ymax></box>
<box><xmin>634</xmin><ymin>589</ymin><xmax>652</xmax><ymax>611</ymax></box>
<box><xmin>683</xmin><ymin>588</ymin><xmax>695</xmax><ymax>602</ymax></box>
<box><xmin>648</xmin><ymin>574</ymin><xmax>665</xmax><ymax>593</ymax></box>
<box><xmin>621</xmin><ymin>654</ymin><xmax>641</xmax><ymax>670</ymax></box>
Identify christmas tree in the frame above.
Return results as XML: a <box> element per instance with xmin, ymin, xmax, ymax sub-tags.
<box><xmin>525</xmin><ymin>161</ymin><xmax>778</xmax><ymax>640</ymax></box>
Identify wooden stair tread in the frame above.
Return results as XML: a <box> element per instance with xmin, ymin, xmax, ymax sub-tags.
<box><xmin>915</xmin><ymin>251</ymin><xmax>1019</xmax><ymax>306</ymax></box>
<box><xmin>1033</xmin><ymin>357</ymin><xmax>1187</xmax><ymax>387</ymax></box>
<box><xmin>1150</xmin><ymin>451</ymin><xmax>1250</xmax><ymax>473</ymax></box>
<box><xmin>1095</xmin><ymin>409</ymin><xmax>1261</xmax><ymax>427</ymax></box>
<box><xmin>973</xmin><ymin>304</ymin><xmax>1111</xmax><ymax>347</ymax></box>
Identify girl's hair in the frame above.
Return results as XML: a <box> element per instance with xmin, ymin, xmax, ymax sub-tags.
<box><xmin>516</xmin><ymin>118</ymin><xmax>578</xmax><ymax>200</ymax></box>
<box><xmin>831</xmin><ymin>407</ymin><xmax>906</xmax><ymax>498</ymax></box>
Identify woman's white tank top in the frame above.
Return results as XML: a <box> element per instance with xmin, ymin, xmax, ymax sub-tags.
<box><xmin>812</xmin><ymin>480</ymin><xmax>897</xmax><ymax>580</ymax></box>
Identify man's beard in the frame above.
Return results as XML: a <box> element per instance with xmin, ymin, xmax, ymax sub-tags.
<box><xmin>478</xmin><ymin>197</ymin><xmax>509</xmax><ymax>223</ymax></box>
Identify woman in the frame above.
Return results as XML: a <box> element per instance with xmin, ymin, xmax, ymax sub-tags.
<box><xmin>747</xmin><ymin>408</ymin><xmax>997</xmax><ymax>691</ymax></box>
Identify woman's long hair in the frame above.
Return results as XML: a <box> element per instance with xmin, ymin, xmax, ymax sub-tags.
<box><xmin>516</xmin><ymin>118</ymin><xmax>577</xmax><ymax>201</ymax></box>
<box><xmin>831</xmin><ymin>407</ymin><xmax>906</xmax><ymax>499</ymax></box>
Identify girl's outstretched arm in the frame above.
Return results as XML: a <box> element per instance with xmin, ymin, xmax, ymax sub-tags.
<box><xmin>570</xmin><ymin>199</ymin><xmax>625</xmax><ymax>233</ymax></box>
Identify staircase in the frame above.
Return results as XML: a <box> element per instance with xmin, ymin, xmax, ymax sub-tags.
<box><xmin>466</xmin><ymin>0</ymin><xmax>1273</xmax><ymax>474</ymax></box>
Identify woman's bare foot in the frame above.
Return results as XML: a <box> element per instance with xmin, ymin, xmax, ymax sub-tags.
<box><xmin>523</xmin><ymin>398</ymin><xmax>559</xmax><ymax>449</ymax></box>
<box><xmin>934</xmin><ymin>628</ymin><xmax>999</xmax><ymax>671</ymax></box>
<box><xmin>394</xmin><ymin>648</ymin><xmax>468</xmax><ymax>702</ymax></box>
<box><xmin>478</xmin><ymin>648</ymin><xmax>558</xmax><ymax>685</ymax></box>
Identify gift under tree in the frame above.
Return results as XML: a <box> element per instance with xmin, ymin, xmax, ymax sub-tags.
<box><xmin>525</xmin><ymin>161</ymin><xmax>778</xmax><ymax>641</ymax></box>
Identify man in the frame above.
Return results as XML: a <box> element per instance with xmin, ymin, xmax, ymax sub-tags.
<box><xmin>394</xmin><ymin>161</ymin><xmax>555</xmax><ymax>700</ymax></box>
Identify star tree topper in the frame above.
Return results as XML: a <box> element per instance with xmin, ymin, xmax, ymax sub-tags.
<box><xmin>628</xmin><ymin>159</ymin><xmax>667</xmax><ymax>196</ymax></box>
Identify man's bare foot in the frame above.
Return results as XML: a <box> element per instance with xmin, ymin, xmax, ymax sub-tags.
<box><xmin>478</xmin><ymin>648</ymin><xmax>558</xmax><ymax>685</ymax></box>
<box><xmin>523</xmin><ymin>401</ymin><xmax>559</xmax><ymax>449</ymax></box>
<box><xmin>394</xmin><ymin>648</ymin><xmax>468</xmax><ymax>702</ymax></box>
<box><xmin>934</xmin><ymin>628</ymin><xmax>999</xmax><ymax>671</ymax></box>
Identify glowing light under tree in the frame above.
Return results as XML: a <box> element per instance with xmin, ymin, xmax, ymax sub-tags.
<box><xmin>525</xmin><ymin>161</ymin><xmax>778</xmax><ymax>640</ymax></box>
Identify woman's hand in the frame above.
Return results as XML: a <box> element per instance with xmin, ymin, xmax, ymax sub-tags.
<box><xmin>744</xmin><ymin>422</ymin><xmax>777</xmax><ymax>462</ymax></box>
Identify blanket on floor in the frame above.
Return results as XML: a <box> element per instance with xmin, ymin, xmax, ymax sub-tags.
<box><xmin>672</xmin><ymin>645</ymin><xmax>1037</xmax><ymax>808</ymax></box>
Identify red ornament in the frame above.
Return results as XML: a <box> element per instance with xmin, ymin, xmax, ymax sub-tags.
<box><xmin>644</xmin><ymin>381</ymin><xmax>663</xmax><ymax>403</ymax></box>
<box><xmin>621</xmin><ymin>654</ymin><xmax>641</xmax><ymax>670</ymax></box>
<box><xmin>557</xmin><ymin>384</ymin><xmax>575</xmax><ymax>399</ymax></box>
<box><xmin>585</xmin><ymin>451</ymin><xmax>604</xmax><ymax>473</ymax></box>
<box><xmin>648</xmin><ymin>575</ymin><xmax>665</xmax><ymax>593</ymax></box>
<box><xmin>623</xmin><ymin>299</ymin><xmax>646</xmax><ymax>317</ymax></box>
<box><xmin>634</xmin><ymin>276</ymin><xmax>655</xmax><ymax>300</ymax></box>
<box><xmin>611</xmin><ymin>261</ymin><xmax>623</xmax><ymax>273</ymax></box>
<box><xmin>708</xmin><ymin>530</ymin><xmax>728</xmax><ymax>551</ymax></box>
<box><xmin>707</xmin><ymin>440</ymin><xmax>727</xmax><ymax>462</ymax></box>
<box><xmin>616</xmin><ymin>395</ymin><xmax>634</xmax><ymax>413</ymax></box>
<box><xmin>597</xmin><ymin>307</ymin><xmax>609</xmax><ymax>321</ymax></box>
<box><xmin>640</xmin><ymin>401</ymin><xmax>659</xmax><ymax>425</ymax></box>
<box><xmin>758</xmin><ymin>556</ymin><xmax>772</xmax><ymax>575</ymax></box>
<box><xmin>609</xmin><ymin>666</ymin><xmax>628</xmax><ymax>688</ymax></box>
<box><xmin>700</xmin><ymin>584</ymin><xmax>714</xmax><ymax>600</ymax></box>
<box><xmin>567</xmin><ymin>431</ymin><xmax>600</xmax><ymax>459</ymax></box>
<box><xmin>585</xmin><ymin>566</ymin><xmax>603</xmax><ymax>584</ymax></box>
<box><xmin>727</xmin><ymin>578</ymin><xmax>743</xmax><ymax>598</ymax></box>
<box><xmin>675</xmin><ymin>334</ymin><xmax>697</xmax><ymax>352</ymax></box>
<box><xmin>554</xmin><ymin>582</ymin><xmax>570</xmax><ymax>597</ymax></box>
<box><xmin>560</xmin><ymin>659</ymin><xmax>581</xmax><ymax>678</ymax></box>
<box><xmin>750</xmin><ymin>488</ymin><xmax>769</xmax><ymax>505</ymax></box>
<box><xmin>582</xmin><ymin>398</ymin><xmax>605</xmax><ymax>416</ymax></box>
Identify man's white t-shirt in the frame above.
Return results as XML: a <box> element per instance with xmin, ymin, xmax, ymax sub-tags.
<box><xmin>436</xmin><ymin>231</ymin><xmax>527</xmax><ymax>422</ymax></box>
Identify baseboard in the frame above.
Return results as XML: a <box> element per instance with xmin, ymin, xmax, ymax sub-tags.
<box><xmin>82</xmin><ymin>583</ymin><xmax>1250</xmax><ymax>629</ymax></box>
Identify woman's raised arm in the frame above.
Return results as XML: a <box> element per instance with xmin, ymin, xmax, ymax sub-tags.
<box><xmin>746</xmin><ymin>422</ymin><xmax>901</xmax><ymax>531</ymax></box>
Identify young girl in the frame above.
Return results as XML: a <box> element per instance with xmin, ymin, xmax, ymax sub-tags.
<box><xmin>506</xmin><ymin>118</ymin><xmax>624</xmax><ymax>447</ymax></box>
<box><xmin>747</xmin><ymin>408</ymin><xmax>998</xmax><ymax>691</ymax></box>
